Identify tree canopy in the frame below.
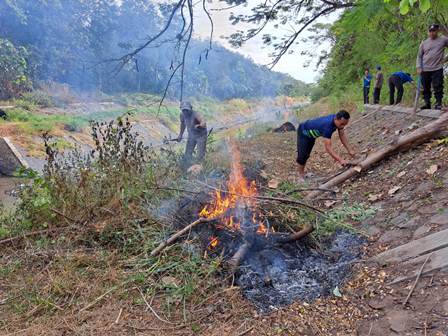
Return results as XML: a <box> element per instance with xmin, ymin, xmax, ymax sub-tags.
<box><xmin>0</xmin><ymin>0</ymin><xmax>307</xmax><ymax>100</ymax></box>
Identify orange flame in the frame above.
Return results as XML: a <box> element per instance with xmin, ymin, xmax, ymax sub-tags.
<box><xmin>208</xmin><ymin>236</ymin><xmax>219</xmax><ymax>249</ymax></box>
<box><xmin>200</xmin><ymin>142</ymin><xmax>270</xmax><ymax>234</ymax></box>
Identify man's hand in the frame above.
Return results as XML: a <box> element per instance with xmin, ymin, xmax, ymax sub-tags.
<box><xmin>338</xmin><ymin>158</ymin><xmax>348</xmax><ymax>166</ymax></box>
<box><xmin>195</xmin><ymin>122</ymin><xmax>206</xmax><ymax>129</ymax></box>
<box><xmin>417</xmin><ymin>68</ymin><xmax>422</xmax><ymax>75</ymax></box>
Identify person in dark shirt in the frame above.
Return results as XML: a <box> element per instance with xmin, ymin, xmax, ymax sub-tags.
<box><xmin>176</xmin><ymin>101</ymin><xmax>208</xmax><ymax>167</ymax></box>
<box><xmin>363</xmin><ymin>69</ymin><xmax>373</xmax><ymax>104</ymax></box>
<box><xmin>373</xmin><ymin>65</ymin><xmax>384</xmax><ymax>104</ymax></box>
<box><xmin>296</xmin><ymin>110</ymin><xmax>355</xmax><ymax>181</ymax></box>
<box><xmin>388</xmin><ymin>71</ymin><xmax>413</xmax><ymax>105</ymax></box>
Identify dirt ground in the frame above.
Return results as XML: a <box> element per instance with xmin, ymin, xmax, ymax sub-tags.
<box><xmin>1</xmin><ymin>107</ymin><xmax>448</xmax><ymax>335</ymax></box>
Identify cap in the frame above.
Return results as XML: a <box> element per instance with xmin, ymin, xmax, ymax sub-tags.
<box><xmin>180</xmin><ymin>101</ymin><xmax>192</xmax><ymax>110</ymax></box>
<box><xmin>429</xmin><ymin>24</ymin><xmax>439</xmax><ymax>31</ymax></box>
<box><xmin>376</xmin><ymin>65</ymin><xmax>381</xmax><ymax>70</ymax></box>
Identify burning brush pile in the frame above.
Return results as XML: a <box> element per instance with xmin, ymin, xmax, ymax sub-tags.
<box><xmin>155</xmin><ymin>145</ymin><xmax>365</xmax><ymax>313</ymax></box>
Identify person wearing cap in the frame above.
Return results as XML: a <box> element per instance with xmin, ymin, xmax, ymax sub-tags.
<box><xmin>176</xmin><ymin>102</ymin><xmax>208</xmax><ymax>166</ymax></box>
<box><xmin>416</xmin><ymin>24</ymin><xmax>448</xmax><ymax>110</ymax></box>
<box><xmin>373</xmin><ymin>65</ymin><xmax>384</xmax><ymax>104</ymax></box>
<box><xmin>388</xmin><ymin>71</ymin><xmax>413</xmax><ymax>105</ymax></box>
<box><xmin>363</xmin><ymin>69</ymin><xmax>372</xmax><ymax>104</ymax></box>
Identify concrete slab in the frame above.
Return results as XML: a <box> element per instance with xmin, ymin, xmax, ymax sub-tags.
<box><xmin>0</xmin><ymin>137</ymin><xmax>28</xmax><ymax>175</ymax></box>
<box><xmin>364</xmin><ymin>104</ymin><xmax>443</xmax><ymax>119</ymax></box>
<box><xmin>390</xmin><ymin>246</ymin><xmax>448</xmax><ymax>284</ymax></box>
<box><xmin>371</xmin><ymin>229</ymin><xmax>448</xmax><ymax>264</ymax></box>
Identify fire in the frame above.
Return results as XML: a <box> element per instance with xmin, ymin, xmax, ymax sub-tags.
<box><xmin>200</xmin><ymin>142</ymin><xmax>270</xmax><ymax>234</ymax></box>
<box><xmin>208</xmin><ymin>236</ymin><xmax>219</xmax><ymax>249</ymax></box>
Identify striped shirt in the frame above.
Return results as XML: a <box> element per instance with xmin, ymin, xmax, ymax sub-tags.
<box><xmin>300</xmin><ymin>114</ymin><xmax>337</xmax><ymax>139</ymax></box>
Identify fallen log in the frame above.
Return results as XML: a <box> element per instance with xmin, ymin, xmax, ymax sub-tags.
<box><xmin>150</xmin><ymin>217</ymin><xmax>218</xmax><ymax>257</ymax></box>
<box><xmin>306</xmin><ymin>113</ymin><xmax>448</xmax><ymax>200</ymax></box>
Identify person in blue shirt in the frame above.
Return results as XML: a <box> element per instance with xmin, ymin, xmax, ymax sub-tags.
<box><xmin>388</xmin><ymin>71</ymin><xmax>413</xmax><ymax>105</ymax></box>
<box><xmin>363</xmin><ymin>69</ymin><xmax>373</xmax><ymax>104</ymax></box>
<box><xmin>296</xmin><ymin>110</ymin><xmax>356</xmax><ymax>181</ymax></box>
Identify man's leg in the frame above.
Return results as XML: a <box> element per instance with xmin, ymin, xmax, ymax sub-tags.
<box><xmin>195</xmin><ymin>134</ymin><xmax>207</xmax><ymax>162</ymax></box>
<box><xmin>421</xmin><ymin>71</ymin><xmax>432</xmax><ymax>109</ymax></box>
<box><xmin>396</xmin><ymin>79</ymin><xmax>404</xmax><ymax>104</ymax></box>
<box><xmin>432</xmin><ymin>69</ymin><xmax>444</xmax><ymax>109</ymax></box>
<box><xmin>296</xmin><ymin>129</ymin><xmax>315</xmax><ymax>179</ymax></box>
<box><xmin>389</xmin><ymin>78</ymin><xmax>395</xmax><ymax>105</ymax></box>
<box><xmin>373</xmin><ymin>88</ymin><xmax>380</xmax><ymax>104</ymax></box>
<box><xmin>363</xmin><ymin>87</ymin><xmax>369</xmax><ymax>104</ymax></box>
<box><xmin>183</xmin><ymin>136</ymin><xmax>196</xmax><ymax>168</ymax></box>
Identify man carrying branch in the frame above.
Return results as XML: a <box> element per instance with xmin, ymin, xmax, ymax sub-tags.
<box><xmin>296</xmin><ymin>110</ymin><xmax>355</xmax><ymax>181</ymax></box>
<box><xmin>176</xmin><ymin>101</ymin><xmax>208</xmax><ymax>167</ymax></box>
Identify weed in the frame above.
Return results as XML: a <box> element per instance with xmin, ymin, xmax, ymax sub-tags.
<box><xmin>314</xmin><ymin>203</ymin><xmax>376</xmax><ymax>238</ymax></box>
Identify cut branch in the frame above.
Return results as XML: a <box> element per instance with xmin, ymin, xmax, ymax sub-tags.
<box><xmin>306</xmin><ymin>113</ymin><xmax>448</xmax><ymax>200</ymax></box>
<box><xmin>150</xmin><ymin>217</ymin><xmax>218</xmax><ymax>256</ymax></box>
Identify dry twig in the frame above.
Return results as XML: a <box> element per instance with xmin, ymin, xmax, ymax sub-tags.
<box><xmin>402</xmin><ymin>253</ymin><xmax>433</xmax><ymax>307</ymax></box>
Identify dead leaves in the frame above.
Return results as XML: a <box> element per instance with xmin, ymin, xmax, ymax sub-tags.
<box><xmin>426</xmin><ymin>164</ymin><xmax>438</xmax><ymax>176</ymax></box>
<box><xmin>368</xmin><ymin>193</ymin><xmax>383</xmax><ymax>202</ymax></box>
<box><xmin>268</xmin><ymin>178</ymin><xmax>280</xmax><ymax>189</ymax></box>
<box><xmin>388</xmin><ymin>186</ymin><xmax>401</xmax><ymax>195</ymax></box>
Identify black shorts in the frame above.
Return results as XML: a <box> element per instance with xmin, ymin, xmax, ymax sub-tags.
<box><xmin>296</xmin><ymin>124</ymin><xmax>316</xmax><ymax>165</ymax></box>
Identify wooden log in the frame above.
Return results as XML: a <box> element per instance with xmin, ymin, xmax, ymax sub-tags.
<box><xmin>306</xmin><ymin>113</ymin><xmax>448</xmax><ymax>200</ymax></box>
<box><xmin>274</xmin><ymin>223</ymin><xmax>314</xmax><ymax>244</ymax></box>
<box><xmin>150</xmin><ymin>217</ymin><xmax>217</xmax><ymax>257</ymax></box>
<box><xmin>228</xmin><ymin>242</ymin><xmax>251</xmax><ymax>273</ymax></box>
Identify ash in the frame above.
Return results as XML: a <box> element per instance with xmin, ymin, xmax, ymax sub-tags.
<box><xmin>236</xmin><ymin>230</ymin><xmax>365</xmax><ymax>313</ymax></box>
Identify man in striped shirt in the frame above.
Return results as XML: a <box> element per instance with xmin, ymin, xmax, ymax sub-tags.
<box><xmin>297</xmin><ymin>110</ymin><xmax>355</xmax><ymax>181</ymax></box>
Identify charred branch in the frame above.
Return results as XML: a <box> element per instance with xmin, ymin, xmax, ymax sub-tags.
<box><xmin>150</xmin><ymin>217</ymin><xmax>219</xmax><ymax>256</ymax></box>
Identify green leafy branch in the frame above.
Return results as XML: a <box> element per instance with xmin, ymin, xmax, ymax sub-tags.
<box><xmin>384</xmin><ymin>0</ymin><xmax>431</xmax><ymax>14</ymax></box>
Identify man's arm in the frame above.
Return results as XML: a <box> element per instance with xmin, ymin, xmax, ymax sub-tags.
<box><xmin>193</xmin><ymin>111</ymin><xmax>206</xmax><ymax>129</ymax></box>
<box><xmin>416</xmin><ymin>42</ymin><xmax>424</xmax><ymax>74</ymax></box>
<box><xmin>338</xmin><ymin>129</ymin><xmax>355</xmax><ymax>157</ymax></box>
<box><xmin>177</xmin><ymin>113</ymin><xmax>186</xmax><ymax>141</ymax></box>
<box><xmin>323</xmin><ymin>138</ymin><xmax>346</xmax><ymax>165</ymax></box>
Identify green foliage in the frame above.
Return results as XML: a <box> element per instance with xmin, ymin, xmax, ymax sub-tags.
<box><xmin>388</xmin><ymin>0</ymin><xmax>432</xmax><ymax>14</ymax></box>
<box><xmin>20</xmin><ymin>90</ymin><xmax>54</xmax><ymax>108</ymax></box>
<box><xmin>0</xmin><ymin>38</ymin><xmax>31</xmax><ymax>99</ymax></box>
<box><xmin>314</xmin><ymin>203</ymin><xmax>376</xmax><ymax>238</ymax></box>
<box><xmin>0</xmin><ymin>0</ymin><xmax>304</xmax><ymax>100</ymax></box>
<box><xmin>316</xmin><ymin>0</ymin><xmax>448</xmax><ymax>105</ymax></box>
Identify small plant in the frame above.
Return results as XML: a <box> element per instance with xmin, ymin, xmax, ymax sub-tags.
<box><xmin>314</xmin><ymin>203</ymin><xmax>376</xmax><ymax>238</ymax></box>
<box><xmin>20</xmin><ymin>90</ymin><xmax>54</xmax><ymax>107</ymax></box>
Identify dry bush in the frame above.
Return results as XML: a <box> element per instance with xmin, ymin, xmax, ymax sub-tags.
<box><xmin>14</xmin><ymin>117</ymin><xmax>178</xmax><ymax>247</ymax></box>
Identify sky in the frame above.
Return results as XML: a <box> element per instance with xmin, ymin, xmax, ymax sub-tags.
<box><xmin>193</xmin><ymin>0</ymin><xmax>334</xmax><ymax>83</ymax></box>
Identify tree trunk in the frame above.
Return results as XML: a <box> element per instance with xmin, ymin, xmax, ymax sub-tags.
<box><xmin>306</xmin><ymin>113</ymin><xmax>448</xmax><ymax>200</ymax></box>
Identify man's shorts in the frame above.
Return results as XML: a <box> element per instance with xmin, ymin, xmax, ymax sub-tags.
<box><xmin>296</xmin><ymin>124</ymin><xmax>316</xmax><ymax>165</ymax></box>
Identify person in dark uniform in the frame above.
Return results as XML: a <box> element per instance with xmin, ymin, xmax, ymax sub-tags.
<box><xmin>388</xmin><ymin>71</ymin><xmax>413</xmax><ymax>105</ymax></box>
